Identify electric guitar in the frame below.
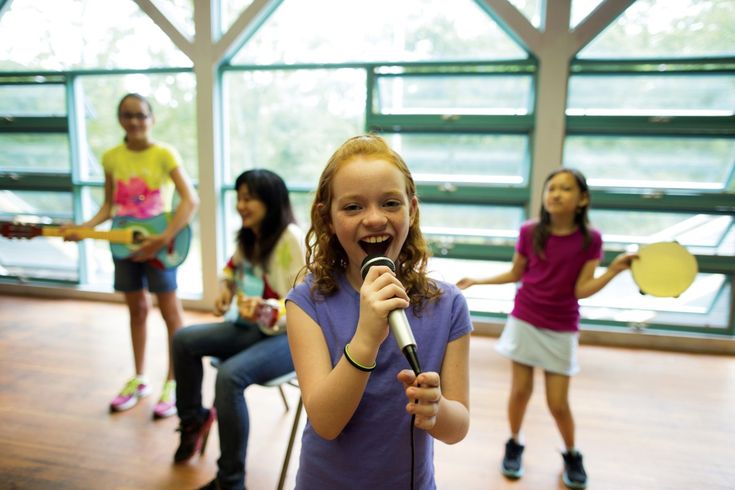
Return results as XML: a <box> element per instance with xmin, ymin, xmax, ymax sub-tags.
<box><xmin>0</xmin><ymin>213</ymin><xmax>191</xmax><ymax>269</ymax></box>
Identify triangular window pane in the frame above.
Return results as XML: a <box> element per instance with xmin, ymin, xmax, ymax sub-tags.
<box><xmin>578</xmin><ymin>0</ymin><xmax>735</xmax><ymax>59</ymax></box>
<box><xmin>222</xmin><ymin>0</ymin><xmax>256</xmax><ymax>36</ymax></box>
<box><xmin>231</xmin><ymin>0</ymin><xmax>527</xmax><ymax>65</ymax></box>
<box><xmin>158</xmin><ymin>0</ymin><xmax>195</xmax><ymax>39</ymax></box>
<box><xmin>571</xmin><ymin>0</ymin><xmax>603</xmax><ymax>28</ymax></box>
<box><xmin>0</xmin><ymin>0</ymin><xmax>191</xmax><ymax>70</ymax></box>
<box><xmin>508</xmin><ymin>0</ymin><xmax>542</xmax><ymax>28</ymax></box>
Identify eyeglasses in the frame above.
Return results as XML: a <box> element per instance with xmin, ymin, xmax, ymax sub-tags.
<box><xmin>120</xmin><ymin>112</ymin><xmax>151</xmax><ymax>121</ymax></box>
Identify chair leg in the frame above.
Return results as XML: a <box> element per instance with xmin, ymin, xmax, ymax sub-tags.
<box><xmin>277</xmin><ymin>395</ymin><xmax>303</xmax><ymax>490</ymax></box>
<box><xmin>277</xmin><ymin>385</ymin><xmax>289</xmax><ymax>412</ymax></box>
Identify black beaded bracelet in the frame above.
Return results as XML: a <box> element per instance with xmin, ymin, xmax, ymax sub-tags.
<box><xmin>343</xmin><ymin>343</ymin><xmax>376</xmax><ymax>372</ymax></box>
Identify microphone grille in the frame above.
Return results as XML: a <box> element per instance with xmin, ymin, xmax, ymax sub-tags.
<box><xmin>360</xmin><ymin>255</ymin><xmax>396</xmax><ymax>279</ymax></box>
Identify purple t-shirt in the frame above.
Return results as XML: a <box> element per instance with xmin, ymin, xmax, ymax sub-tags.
<box><xmin>511</xmin><ymin>220</ymin><xmax>603</xmax><ymax>332</ymax></box>
<box><xmin>286</xmin><ymin>273</ymin><xmax>472</xmax><ymax>490</ymax></box>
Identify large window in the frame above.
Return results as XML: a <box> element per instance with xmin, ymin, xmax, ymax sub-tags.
<box><xmin>222</xmin><ymin>0</ymin><xmax>533</xmax><ymax>257</ymax></box>
<box><xmin>0</xmin><ymin>0</ymin><xmax>200</xmax><ymax>296</ymax></box>
<box><xmin>563</xmin><ymin>0</ymin><xmax>735</xmax><ymax>334</ymax></box>
<box><xmin>222</xmin><ymin>0</ymin><xmax>541</xmax><ymax>328</ymax></box>
<box><xmin>1</xmin><ymin>0</ymin><xmax>733</xmax><ymax>338</ymax></box>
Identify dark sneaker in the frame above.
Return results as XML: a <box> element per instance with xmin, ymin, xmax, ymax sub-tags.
<box><xmin>562</xmin><ymin>451</ymin><xmax>588</xmax><ymax>489</ymax></box>
<box><xmin>501</xmin><ymin>438</ymin><xmax>524</xmax><ymax>479</ymax></box>
<box><xmin>173</xmin><ymin>407</ymin><xmax>217</xmax><ymax>463</ymax></box>
<box><xmin>197</xmin><ymin>479</ymin><xmax>219</xmax><ymax>490</ymax></box>
<box><xmin>198</xmin><ymin>477</ymin><xmax>247</xmax><ymax>490</ymax></box>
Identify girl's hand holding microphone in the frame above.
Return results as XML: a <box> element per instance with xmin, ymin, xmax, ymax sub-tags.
<box><xmin>355</xmin><ymin>264</ymin><xmax>409</xmax><ymax>348</ymax></box>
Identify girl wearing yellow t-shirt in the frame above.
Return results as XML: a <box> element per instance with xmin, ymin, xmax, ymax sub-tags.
<box><xmin>67</xmin><ymin>93</ymin><xmax>199</xmax><ymax>419</ymax></box>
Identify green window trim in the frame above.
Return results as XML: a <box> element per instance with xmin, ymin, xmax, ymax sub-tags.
<box><xmin>566</xmin><ymin>115</ymin><xmax>735</xmax><ymax>136</ymax></box>
<box><xmin>0</xmin><ymin>116</ymin><xmax>68</xmax><ymax>133</ymax></box>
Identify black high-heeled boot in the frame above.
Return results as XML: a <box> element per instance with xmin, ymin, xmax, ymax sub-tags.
<box><xmin>173</xmin><ymin>407</ymin><xmax>217</xmax><ymax>463</ymax></box>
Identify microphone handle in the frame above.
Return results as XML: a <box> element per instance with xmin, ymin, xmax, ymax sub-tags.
<box><xmin>402</xmin><ymin>345</ymin><xmax>421</xmax><ymax>375</ymax></box>
<box><xmin>388</xmin><ymin>310</ymin><xmax>421</xmax><ymax>375</ymax></box>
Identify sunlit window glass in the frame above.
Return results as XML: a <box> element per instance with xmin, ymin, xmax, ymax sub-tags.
<box><xmin>568</xmin><ymin>75</ymin><xmax>735</xmax><ymax>116</ymax></box>
<box><xmin>571</xmin><ymin>0</ymin><xmax>603</xmax><ymax>28</ymax></box>
<box><xmin>578</xmin><ymin>0</ymin><xmax>735</xmax><ymax>59</ymax></box>
<box><xmin>385</xmin><ymin>133</ymin><xmax>528</xmax><ymax>184</ymax></box>
<box><xmin>231</xmin><ymin>0</ymin><xmax>526</xmax><ymax>64</ymax></box>
<box><xmin>0</xmin><ymin>190</ymin><xmax>72</xmax><ymax>220</ymax></box>
<box><xmin>591</xmin><ymin>210</ymin><xmax>734</xmax><ymax>256</ymax></box>
<box><xmin>158</xmin><ymin>0</ymin><xmax>195</xmax><ymax>38</ymax></box>
<box><xmin>421</xmin><ymin>204</ymin><xmax>524</xmax><ymax>245</ymax></box>
<box><xmin>581</xmin><ymin>271</ymin><xmax>730</xmax><ymax>331</ymax></box>
<box><xmin>224</xmin><ymin>69</ymin><xmax>365</xmax><ymax>185</ymax></box>
<box><xmin>564</xmin><ymin>136</ymin><xmax>735</xmax><ymax>191</ymax></box>
<box><xmin>376</xmin><ymin>74</ymin><xmax>532</xmax><ymax>115</ymax></box>
<box><xmin>507</xmin><ymin>0</ymin><xmax>542</xmax><ymax>28</ymax></box>
<box><xmin>0</xmin><ymin>0</ymin><xmax>191</xmax><ymax>70</ymax></box>
<box><xmin>0</xmin><ymin>84</ymin><xmax>66</xmax><ymax>116</ymax></box>
<box><xmin>0</xmin><ymin>134</ymin><xmax>71</xmax><ymax>173</ymax></box>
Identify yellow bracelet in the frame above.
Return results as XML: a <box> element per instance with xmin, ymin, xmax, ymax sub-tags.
<box><xmin>343</xmin><ymin>343</ymin><xmax>376</xmax><ymax>372</ymax></box>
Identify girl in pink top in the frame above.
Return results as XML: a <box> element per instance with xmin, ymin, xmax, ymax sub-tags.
<box><xmin>457</xmin><ymin>168</ymin><xmax>636</xmax><ymax>490</ymax></box>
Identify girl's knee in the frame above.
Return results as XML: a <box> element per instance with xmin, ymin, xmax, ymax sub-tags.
<box><xmin>215</xmin><ymin>364</ymin><xmax>251</xmax><ymax>392</ymax></box>
<box><xmin>172</xmin><ymin>327</ymin><xmax>188</xmax><ymax>350</ymax></box>
<box><xmin>128</xmin><ymin>302</ymin><xmax>149</xmax><ymax>324</ymax></box>
<box><xmin>171</xmin><ymin>326</ymin><xmax>201</xmax><ymax>357</ymax></box>
<box><xmin>547</xmin><ymin>399</ymin><xmax>571</xmax><ymax>419</ymax></box>
<box><xmin>509</xmin><ymin>386</ymin><xmax>533</xmax><ymax>403</ymax></box>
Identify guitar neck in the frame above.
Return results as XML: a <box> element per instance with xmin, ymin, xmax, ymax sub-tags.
<box><xmin>43</xmin><ymin>227</ymin><xmax>135</xmax><ymax>244</ymax></box>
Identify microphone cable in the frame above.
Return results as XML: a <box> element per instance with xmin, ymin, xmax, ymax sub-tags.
<box><xmin>410</xmin><ymin>412</ymin><xmax>417</xmax><ymax>490</ymax></box>
<box><xmin>359</xmin><ymin>255</ymin><xmax>422</xmax><ymax>489</ymax></box>
<box><xmin>408</xmin><ymin>362</ymin><xmax>421</xmax><ymax>490</ymax></box>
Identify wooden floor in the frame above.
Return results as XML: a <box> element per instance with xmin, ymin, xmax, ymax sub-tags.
<box><xmin>1</xmin><ymin>294</ymin><xmax>734</xmax><ymax>490</ymax></box>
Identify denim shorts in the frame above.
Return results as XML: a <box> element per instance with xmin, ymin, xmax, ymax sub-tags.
<box><xmin>113</xmin><ymin>258</ymin><xmax>178</xmax><ymax>293</ymax></box>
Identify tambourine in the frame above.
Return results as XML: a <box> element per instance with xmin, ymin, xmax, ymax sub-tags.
<box><xmin>630</xmin><ymin>241</ymin><xmax>698</xmax><ymax>298</ymax></box>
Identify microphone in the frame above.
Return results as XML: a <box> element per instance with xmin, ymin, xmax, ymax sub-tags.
<box><xmin>360</xmin><ymin>255</ymin><xmax>421</xmax><ymax>375</ymax></box>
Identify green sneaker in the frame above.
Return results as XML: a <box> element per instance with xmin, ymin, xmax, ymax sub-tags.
<box><xmin>110</xmin><ymin>377</ymin><xmax>151</xmax><ymax>412</ymax></box>
<box><xmin>153</xmin><ymin>379</ymin><xmax>177</xmax><ymax>419</ymax></box>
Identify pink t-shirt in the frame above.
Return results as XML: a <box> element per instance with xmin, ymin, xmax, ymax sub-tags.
<box><xmin>511</xmin><ymin>220</ymin><xmax>603</xmax><ymax>332</ymax></box>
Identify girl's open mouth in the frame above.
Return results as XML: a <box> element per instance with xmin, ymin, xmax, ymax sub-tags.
<box><xmin>359</xmin><ymin>235</ymin><xmax>392</xmax><ymax>257</ymax></box>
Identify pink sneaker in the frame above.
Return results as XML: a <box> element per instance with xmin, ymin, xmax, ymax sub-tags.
<box><xmin>110</xmin><ymin>377</ymin><xmax>151</xmax><ymax>412</ymax></box>
<box><xmin>153</xmin><ymin>380</ymin><xmax>177</xmax><ymax>419</ymax></box>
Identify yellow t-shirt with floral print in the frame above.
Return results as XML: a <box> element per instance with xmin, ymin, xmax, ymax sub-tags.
<box><xmin>102</xmin><ymin>143</ymin><xmax>181</xmax><ymax>219</ymax></box>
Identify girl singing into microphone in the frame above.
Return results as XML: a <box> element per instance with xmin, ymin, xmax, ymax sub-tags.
<box><xmin>286</xmin><ymin>134</ymin><xmax>472</xmax><ymax>489</ymax></box>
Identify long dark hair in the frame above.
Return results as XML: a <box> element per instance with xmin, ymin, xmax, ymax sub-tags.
<box><xmin>235</xmin><ymin>169</ymin><xmax>295</xmax><ymax>270</ymax></box>
<box><xmin>532</xmin><ymin>167</ymin><xmax>592</xmax><ymax>258</ymax></box>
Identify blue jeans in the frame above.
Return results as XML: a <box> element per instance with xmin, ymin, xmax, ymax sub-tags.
<box><xmin>173</xmin><ymin>319</ymin><xmax>293</xmax><ymax>490</ymax></box>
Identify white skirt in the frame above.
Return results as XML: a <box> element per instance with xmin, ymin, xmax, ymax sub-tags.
<box><xmin>495</xmin><ymin>315</ymin><xmax>580</xmax><ymax>376</ymax></box>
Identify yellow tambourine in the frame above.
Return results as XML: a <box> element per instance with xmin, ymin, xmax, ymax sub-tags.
<box><xmin>631</xmin><ymin>241</ymin><xmax>698</xmax><ymax>298</ymax></box>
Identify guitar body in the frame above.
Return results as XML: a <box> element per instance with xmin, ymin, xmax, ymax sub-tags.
<box><xmin>110</xmin><ymin>214</ymin><xmax>191</xmax><ymax>269</ymax></box>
